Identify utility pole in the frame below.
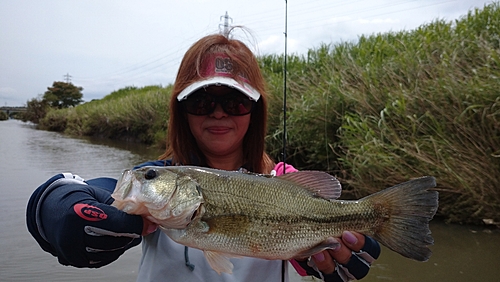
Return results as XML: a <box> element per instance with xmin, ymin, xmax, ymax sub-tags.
<box><xmin>64</xmin><ymin>73</ymin><xmax>72</xmax><ymax>83</ymax></box>
<box><xmin>219</xmin><ymin>11</ymin><xmax>233</xmax><ymax>37</ymax></box>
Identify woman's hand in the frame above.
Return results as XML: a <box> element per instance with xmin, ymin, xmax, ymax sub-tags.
<box><xmin>142</xmin><ymin>217</ymin><xmax>159</xmax><ymax>236</ymax></box>
<box><xmin>311</xmin><ymin>231</ymin><xmax>380</xmax><ymax>281</ymax></box>
<box><xmin>292</xmin><ymin>231</ymin><xmax>380</xmax><ymax>281</ymax></box>
<box><xmin>27</xmin><ymin>175</ymin><xmax>144</xmax><ymax>268</ymax></box>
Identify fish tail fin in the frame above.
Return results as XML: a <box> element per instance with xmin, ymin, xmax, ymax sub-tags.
<box><xmin>367</xmin><ymin>176</ymin><xmax>438</xmax><ymax>262</ymax></box>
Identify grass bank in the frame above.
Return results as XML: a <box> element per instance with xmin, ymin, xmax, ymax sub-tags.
<box><xmin>39</xmin><ymin>3</ymin><xmax>500</xmax><ymax>224</ymax></box>
<box><xmin>40</xmin><ymin>85</ymin><xmax>171</xmax><ymax>144</ymax></box>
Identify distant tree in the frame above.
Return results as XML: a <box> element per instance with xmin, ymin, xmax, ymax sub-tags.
<box><xmin>43</xmin><ymin>81</ymin><xmax>83</xmax><ymax>109</ymax></box>
<box><xmin>23</xmin><ymin>95</ymin><xmax>50</xmax><ymax>123</ymax></box>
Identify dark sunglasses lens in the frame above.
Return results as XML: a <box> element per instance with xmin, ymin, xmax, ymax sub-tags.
<box><xmin>183</xmin><ymin>92</ymin><xmax>214</xmax><ymax>115</ymax></box>
<box><xmin>182</xmin><ymin>90</ymin><xmax>255</xmax><ymax>116</ymax></box>
<box><xmin>222</xmin><ymin>93</ymin><xmax>254</xmax><ymax>115</ymax></box>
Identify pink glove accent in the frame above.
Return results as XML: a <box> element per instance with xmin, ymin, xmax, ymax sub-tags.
<box><xmin>272</xmin><ymin>162</ymin><xmax>298</xmax><ymax>176</ymax></box>
<box><xmin>290</xmin><ymin>259</ymin><xmax>308</xmax><ymax>276</ymax></box>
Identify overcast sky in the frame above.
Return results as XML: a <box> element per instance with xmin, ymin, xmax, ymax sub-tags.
<box><xmin>0</xmin><ymin>0</ymin><xmax>493</xmax><ymax>106</ymax></box>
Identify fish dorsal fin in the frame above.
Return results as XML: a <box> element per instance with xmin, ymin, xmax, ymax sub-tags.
<box><xmin>277</xmin><ymin>171</ymin><xmax>342</xmax><ymax>199</ymax></box>
<box><xmin>203</xmin><ymin>250</ymin><xmax>240</xmax><ymax>274</ymax></box>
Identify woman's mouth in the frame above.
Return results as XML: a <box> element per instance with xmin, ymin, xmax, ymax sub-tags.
<box><xmin>206</xmin><ymin>126</ymin><xmax>231</xmax><ymax>134</ymax></box>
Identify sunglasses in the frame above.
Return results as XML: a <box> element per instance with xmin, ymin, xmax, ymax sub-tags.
<box><xmin>181</xmin><ymin>89</ymin><xmax>256</xmax><ymax>116</ymax></box>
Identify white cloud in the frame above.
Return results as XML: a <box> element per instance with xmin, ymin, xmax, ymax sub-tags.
<box><xmin>357</xmin><ymin>18</ymin><xmax>400</xmax><ymax>24</ymax></box>
<box><xmin>0</xmin><ymin>87</ymin><xmax>16</xmax><ymax>94</ymax></box>
<box><xmin>326</xmin><ymin>16</ymin><xmax>353</xmax><ymax>24</ymax></box>
<box><xmin>258</xmin><ymin>35</ymin><xmax>282</xmax><ymax>55</ymax></box>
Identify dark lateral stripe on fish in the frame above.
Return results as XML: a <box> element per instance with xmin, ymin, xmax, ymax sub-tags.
<box><xmin>204</xmin><ymin>212</ymin><xmax>377</xmax><ymax>225</ymax></box>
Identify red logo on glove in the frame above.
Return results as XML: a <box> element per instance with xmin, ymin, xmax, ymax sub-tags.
<box><xmin>74</xmin><ymin>204</ymin><xmax>108</xmax><ymax>221</ymax></box>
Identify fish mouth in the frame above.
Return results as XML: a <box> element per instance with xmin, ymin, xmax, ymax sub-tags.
<box><xmin>111</xmin><ymin>169</ymin><xmax>139</xmax><ymax>211</ymax></box>
<box><xmin>115</xmin><ymin>169</ymin><xmax>134</xmax><ymax>194</ymax></box>
<box><xmin>188</xmin><ymin>204</ymin><xmax>204</xmax><ymax>223</ymax></box>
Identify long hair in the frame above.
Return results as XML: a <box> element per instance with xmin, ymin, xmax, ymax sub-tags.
<box><xmin>159</xmin><ymin>29</ymin><xmax>274</xmax><ymax>173</ymax></box>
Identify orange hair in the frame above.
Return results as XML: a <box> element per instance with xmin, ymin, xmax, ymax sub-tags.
<box><xmin>159</xmin><ymin>29</ymin><xmax>275</xmax><ymax>173</ymax></box>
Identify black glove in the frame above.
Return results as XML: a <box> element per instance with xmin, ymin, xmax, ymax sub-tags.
<box><xmin>26</xmin><ymin>173</ymin><xmax>143</xmax><ymax>268</ymax></box>
<box><xmin>296</xmin><ymin>235</ymin><xmax>381</xmax><ymax>282</ymax></box>
<box><xmin>325</xmin><ymin>235</ymin><xmax>380</xmax><ymax>281</ymax></box>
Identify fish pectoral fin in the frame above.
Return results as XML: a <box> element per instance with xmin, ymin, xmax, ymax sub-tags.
<box><xmin>203</xmin><ymin>250</ymin><xmax>238</xmax><ymax>275</ymax></box>
<box><xmin>293</xmin><ymin>238</ymin><xmax>340</xmax><ymax>259</ymax></box>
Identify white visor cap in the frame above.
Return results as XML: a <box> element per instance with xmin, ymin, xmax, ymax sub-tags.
<box><xmin>177</xmin><ymin>76</ymin><xmax>261</xmax><ymax>102</ymax></box>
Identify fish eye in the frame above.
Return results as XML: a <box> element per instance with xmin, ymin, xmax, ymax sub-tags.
<box><xmin>144</xmin><ymin>169</ymin><xmax>157</xmax><ymax>180</ymax></box>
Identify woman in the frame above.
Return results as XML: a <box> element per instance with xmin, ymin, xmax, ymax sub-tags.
<box><xmin>26</xmin><ymin>28</ymin><xmax>379</xmax><ymax>282</ymax></box>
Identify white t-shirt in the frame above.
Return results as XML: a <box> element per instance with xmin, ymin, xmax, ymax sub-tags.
<box><xmin>137</xmin><ymin>230</ymin><xmax>289</xmax><ymax>282</ymax></box>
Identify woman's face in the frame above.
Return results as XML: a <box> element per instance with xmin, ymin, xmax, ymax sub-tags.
<box><xmin>186</xmin><ymin>85</ymin><xmax>251</xmax><ymax>160</ymax></box>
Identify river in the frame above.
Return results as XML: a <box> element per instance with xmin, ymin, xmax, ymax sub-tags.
<box><xmin>1</xmin><ymin>119</ymin><xmax>499</xmax><ymax>281</ymax></box>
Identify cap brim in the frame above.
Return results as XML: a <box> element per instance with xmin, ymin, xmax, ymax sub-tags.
<box><xmin>177</xmin><ymin>77</ymin><xmax>261</xmax><ymax>102</ymax></box>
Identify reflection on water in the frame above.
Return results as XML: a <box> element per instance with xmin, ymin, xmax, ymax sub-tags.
<box><xmin>23</xmin><ymin>127</ymin><xmax>159</xmax><ymax>179</ymax></box>
<box><xmin>1</xmin><ymin>119</ymin><xmax>499</xmax><ymax>282</ymax></box>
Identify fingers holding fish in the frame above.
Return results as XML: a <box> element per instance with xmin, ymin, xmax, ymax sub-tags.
<box><xmin>327</xmin><ymin>231</ymin><xmax>366</xmax><ymax>265</ymax></box>
<box><xmin>306</xmin><ymin>232</ymin><xmax>379</xmax><ymax>281</ymax></box>
<box><xmin>333</xmin><ymin>232</ymin><xmax>380</xmax><ymax>281</ymax></box>
<box><xmin>310</xmin><ymin>240</ymin><xmax>340</xmax><ymax>274</ymax></box>
<box><xmin>141</xmin><ymin>217</ymin><xmax>159</xmax><ymax>236</ymax></box>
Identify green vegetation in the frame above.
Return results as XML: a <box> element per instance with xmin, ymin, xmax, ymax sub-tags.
<box><xmin>0</xmin><ymin>111</ymin><xmax>8</xmax><ymax>121</ymax></box>
<box><xmin>32</xmin><ymin>2</ymin><xmax>499</xmax><ymax>224</ymax></box>
<box><xmin>22</xmin><ymin>81</ymin><xmax>83</xmax><ymax>123</ymax></box>
<box><xmin>22</xmin><ymin>95</ymin><xmax>50</xmax><ymax>123</ymax></box>
<box><xmin>39</xmin><ymin>85</ymin><xmax>170</xmax><ymax>145</ymax></box>
<box><xmin>43</xmin><ymin>81</ymin><xmax>83</xmax><ymax>109</ymax></box>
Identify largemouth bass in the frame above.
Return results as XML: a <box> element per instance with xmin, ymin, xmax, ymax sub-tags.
<box><xmin>111</xmin><ymin>166</ymin><xmax>438</xmax><ymax>274</ymax></box>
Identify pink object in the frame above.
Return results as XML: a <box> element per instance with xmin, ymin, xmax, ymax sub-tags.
<box><xmin>290</xmin><ymin>259</ymin><xmax>308</xmax><ymax>276</ymax></box>
<box><xmin>200</xmin><ymin>53</ymin><xmax>240</xmax><ymax>79</ymax></box>
<box><xmin>272</xmin><ymin>162</ymin><xmax>298</xmax><ymax>176</ymax></box>
<box><xmin>272</xmin><ymin>162</ymin><xmax>307</xmax><ymax>276</ymax></box>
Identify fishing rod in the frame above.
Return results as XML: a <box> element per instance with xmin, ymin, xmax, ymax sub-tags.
<box><xmin>281</xmin><ymin>2</ymin><xmax>288</xmax><ymax>281</ymax></box>
<box><xmin>282</xmin><ymin>0</ymin><xmax>288</xmax><ymax>173</ymax></box>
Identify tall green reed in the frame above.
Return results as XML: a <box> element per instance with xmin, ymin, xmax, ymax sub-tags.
<box><xmin>262</xmin><ymin>2</ymin><xmax>500</xmax><ymax>223</ymax></box>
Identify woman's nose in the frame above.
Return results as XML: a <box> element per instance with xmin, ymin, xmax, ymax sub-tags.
<box><xmin>209</xmin><ymin>103</ymin><xmax>227</xmax><ymax>118</ymax></box>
